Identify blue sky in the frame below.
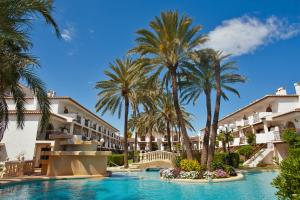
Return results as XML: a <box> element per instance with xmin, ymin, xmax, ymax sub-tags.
<box><xmin>30</xmin><ymin>0</ymin><xmax>300</xmax><ymax>135</ymax></box>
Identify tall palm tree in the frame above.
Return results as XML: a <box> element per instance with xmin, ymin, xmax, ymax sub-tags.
<box><xmin>131</xmin><ymin>11</ymin><xmax>207</xmax><ymax>160</ymax></box>
<box><xmin>181</xmin><ymin>49</ymin><xmax>245</xmax><ymax>167</ymax></box>
<box><xmin>95</xmin><ymin>57</ymin><xmax>145</xmax><ymax>168</ymax></box>
<box><xmin>0</xmin><ymin>0</ymin><xmax>60</xmax><ymax>140</ymax></box>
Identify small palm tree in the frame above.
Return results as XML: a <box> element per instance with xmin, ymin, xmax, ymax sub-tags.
<box><xmin>181</xmin><ymin>49</ymin><xmax>245</xmax><ymax>167</ymax></box>
<box><xmin>0</xmin><ymin>0</ymin><xmax>60</xmax><ymax>140</ymax></box>
<box><xmin>131</xmin><ymin>11</ymin><xmax>207</xmax><ymax>159</ymax></box>
<box><xmin>95</xmin><ymin>57</ymin><xmax>145</xmax><ymax>168</ymax></box>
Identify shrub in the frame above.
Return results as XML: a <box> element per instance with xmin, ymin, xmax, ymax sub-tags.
<box><xmin>213</xmin><ymin>152</ymin><xmax>240</xmax><ymax>168</ymax></box>
<box><xmin>107</xmin><ymin>154</ymin><xmax>124</xmax><ymax>167</ymax></box>
<box><xmin>224</xmin><ymin>165</ymin><xmax>237</xmax><ymax>176</ymax></box>
<box><xmin>282</xmin><ymin>129</ymin><xmax>300</xmax><ymax>146</ymax></box>
<box><xmin>180</xmin><ymin>159</ymin><xmax>202</xmax><ymax>172</ymax></box>
<box><xmin>272</xmin><ymin>147</ymin><xmax>300</xmax><ymax>199</ymax></box>
<box><xmin>181</xmin><ymin>151</ymin><xmax>201</xmax><ymax>163</ymax></box>
<box><xmin>214</xmin><ymin>169</ymin><xmax>228</xmax><ymax>178</ymax></box>
<box><xmin>245</xmin><ymin>132</ymin><xmax>256</xmax><ymax>145</ymax></box>
<box><xmin>211</xmin><ymin>161</ymin><xmax>225</xmax><ymax>171</ymax></box>
<box><xmin>173</xmin><ymin>156</ymin><xmax>183</xmax><ymax>168</ymax></box>
<box><xmin>238</xmin><ymin>145</ymin><xmax>253</xmax><ymax>160</ymax></box>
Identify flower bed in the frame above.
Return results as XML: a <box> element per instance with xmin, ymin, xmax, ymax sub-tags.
<box><xmin>160</xmin><ymin>159</ymin><xmax>238</xmax><ymax>181</ymax></box>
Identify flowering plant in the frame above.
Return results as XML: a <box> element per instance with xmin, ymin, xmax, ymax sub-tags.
<box><xmin>214</xmin><ymin>169</ymin><xmax>228</xmax><ymax>178</ymax></box>
<box><xmin>160</xmin><ymin>168</ymin><xmax>181</xmax><ymax>179</ymax></box>
<box><xmin>179</xmin><ymin>171</ymin><xmax>200</xmax><ymax>179</ymax></box>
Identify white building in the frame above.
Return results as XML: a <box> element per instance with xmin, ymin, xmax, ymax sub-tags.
<box><xmin>128</xmin><ymin>133</ymin><xmax>200</xmax><ymax>152</ymax></box>
<box><xmin>200</xmin><ymin>83</ymin><xmax>300</xmax><ymax>166</ymax></box>
<box><xmin>0</xmin><ymin>87</ymin><xmax>121</xmax><ymax>167</ymax></box>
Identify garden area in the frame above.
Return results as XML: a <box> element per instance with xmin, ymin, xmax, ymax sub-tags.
<box><xmin>160</xmin><ymin>152</ymin><xmax>239</xmax><ymax>181</ymax></box>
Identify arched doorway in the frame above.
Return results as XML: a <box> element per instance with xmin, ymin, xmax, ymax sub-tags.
<box><xmin>286</xmin><ymin>121</ymin><xmax>296</xmax><ymax>131</ymax></box>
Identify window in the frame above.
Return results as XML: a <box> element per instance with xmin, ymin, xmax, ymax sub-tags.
<box><xmin>266</xmin><ymin>106</ymin><xmax>272</xmax><ymax>112</ymax></box>
<box><xmin>63</xmin><ymin>106</ymin><xmax>69</xmax><ymax>114</ymax></box>
<box><xmin>84</xmin><ymin>119</ymin><xmax>89</xmax><ymax>127</ymax></box>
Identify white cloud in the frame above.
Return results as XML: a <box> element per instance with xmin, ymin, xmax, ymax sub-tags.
<box><xmin>61</xmin><ymin>25</ymin><xmax>75</xmax><ymax>42</ymax></box>
<box><xmin>204</xmin><ymin>16</ymin><xmax>300</xmax><ymax>56</ymax></box>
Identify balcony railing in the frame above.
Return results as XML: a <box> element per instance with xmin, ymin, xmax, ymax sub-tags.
<box><xmin>256</xmin><ymin>131</ymin><xmax>281</xmax><ymax>144</ymax></box>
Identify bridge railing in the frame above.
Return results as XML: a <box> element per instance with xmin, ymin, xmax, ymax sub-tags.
<box><xmin>139</xmin><ymin>150</ymin><xmax>178</xmax><ymax>163</ymax></box>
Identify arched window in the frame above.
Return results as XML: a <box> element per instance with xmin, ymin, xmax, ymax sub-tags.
<box><xmin>286</xmin><ymin>121</ymin><xmax>296</xmax><ymax>131</ymax></box>
<box><xmin>266</xmin><ymin>106</ymin><xmax>272</xmax><ymax>112</ymax></box>
<box><xmin>63</xmin><ymin>106</ymin><xmax>69</xmax><ymax>114</ymax></box>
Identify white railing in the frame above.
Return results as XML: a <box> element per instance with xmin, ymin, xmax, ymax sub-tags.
<box><xmin>256</xmin><ymin>131</ymin><xmax>281</xmax><ymax>144</ymax></box>
<box><xmin>139</xmin><ymin>150</ymin><xmax>178</xmax><ymax>163</ymax></box>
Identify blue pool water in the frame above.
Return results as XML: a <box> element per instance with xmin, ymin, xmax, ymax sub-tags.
<box><xmin>0</xmin><ymin>171</ymin><xmax>277</xmax><ymax>200</ymax></box>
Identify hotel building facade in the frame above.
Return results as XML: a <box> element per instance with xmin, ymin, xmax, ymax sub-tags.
<box><xmin>0</xmin><ymin>87</ymin><xmax>121</xmax><ymax>167</ymax></box>
<box><xmin>200</xmin><ymin>83</ymin><xmax>300</xmax><ymax>166</ymax></box>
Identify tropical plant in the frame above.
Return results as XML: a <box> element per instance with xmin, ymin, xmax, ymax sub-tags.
<box><xmin>282</xmin><ymin>129</ymin><xmax>300</xmax><ymax>146</ymax></box>
<box><xmin>216</xmin><ymin>131</ymin><xmax>234</xmax><ymax>153</ymax></box>
<box><xmin>245</xmin><ymin>132</ymin><xmax>256</xmax><ymax>145</ymax></box>
<box><xmin>272</xmin><ymin>148</ymin><xmax>300</xmax><ymax>199</ymax></box>
<box><xmin>95</xmin><ymin>57</ymin><xmax>145</xmax><ymax>168</ymax></box>
<box><xmin>0</xmin><ymin>0</ymin><xmax>60</xmax><ymax>140</ymax></box>
<box><xmin>181</xmin><ymin>49</ymin><xmax>245</xmax><ymax>168</ymax></box>
<box><xmin>180</xmin><ymin>159</ymin><xmax>202</xmax><ymax>172</ymax></box>
<box><xmin>238</xmin><ymin>145</ymin><xmax>253</xmax><ymax>160</ymax></box>
<box><xmin>131</xmin><ymin>11</ymin><xmax>207</xmax><ymax>159</ymax></box>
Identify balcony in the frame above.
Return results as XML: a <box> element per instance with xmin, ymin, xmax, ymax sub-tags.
<box><xmin>256</xmin><ymin>131</ymin><xmax>281</xmax><ymax>144</ymax></box>
<box><xmin>253</xmin><ymin>112</ymin><xmax>272</xmax><ymax>124</ymax></box>
<box><xmin>37</xmin><ymin>130</ymin><xmax>67</xmax><ymax>140</ymax></box>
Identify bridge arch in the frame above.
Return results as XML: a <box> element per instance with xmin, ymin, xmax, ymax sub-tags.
<box><xmin>137</xmin><ymin>150</ymin><xmax>178</xmax><ymax>169</ymax></box>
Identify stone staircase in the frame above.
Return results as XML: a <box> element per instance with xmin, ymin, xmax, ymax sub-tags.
<box><xmin>243</xmin><ymin>143</ymin><xmax>274</xmax><ymax>167</ymax></box>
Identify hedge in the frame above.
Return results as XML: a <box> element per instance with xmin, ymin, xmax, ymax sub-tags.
<box><xmin>107</xmin><ymin>154</ymin><xmax>124</xmax><ymax>167</ymax></box>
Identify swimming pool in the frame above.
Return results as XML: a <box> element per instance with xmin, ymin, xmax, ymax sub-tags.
<box><xmin>0</xmin><ymin>171</ymin><xmax>277</xmax><ymax>200</ymax></box>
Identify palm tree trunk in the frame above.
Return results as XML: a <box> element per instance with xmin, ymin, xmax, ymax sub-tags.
<box><xmin>201</xmin><ymin>88</ymin><xmax>212</xmax><ymax>166</ymax></box>
<box><xmin>149</xmin><ymin>130</ymin><xmax>153</xmax><ymax>151</ymax></box>
<box><xmin>207</xmin><ymin>62</ymin><xmax>221</xmax><ymax>170</ymax></box>
<box><xmin>222</xmin><ymin>140</ymin><xmax>226</xmax><ymax>153</ymax></box>
<box><xmin>123</xmin><ymin>97</ymin><xmax>129</xmax><ymax>168</ymax></box>
<box><xmin>170</xmin><ymin>70</ymin><xmax>193</xmax><ymax>160</ymax></box>
<box><xmin>166</xmin><ymin>121</ymin><xmax>172</xmax><ymax>151</ymax></box>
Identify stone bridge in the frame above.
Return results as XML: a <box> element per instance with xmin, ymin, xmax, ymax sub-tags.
<box><xmin>130</xmin><ymin>150</ymin><xmax>179</xmax><ymax>170</ymax></box>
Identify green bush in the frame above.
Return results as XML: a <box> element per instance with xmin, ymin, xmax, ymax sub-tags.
<box><xmin>224</xmin><ymin>165</ymin><xmax>237</xmax><ymax>176</ymax></box>
<box><xmin>181</xmin><ymin>151</ymin><xmax>201</xmax><ymax>163</ymax></box>
<box><xmin>282</xmin><ymin>129</ymin><xmax>300</xmax><ymax>146</ymax></box>
<box><xmin>245</xmin><ymin>132</ymin><xmax>256</xmax><ymax>145</ymax></box>
<box><xmin>213</xmin><ymin>152</ymin><xmax>240</xmax><ymax>168</ymax></box>
<box><xmin>211</xmin><ymin>161</ymin><xmax>225</xmax><ymax>170</ymax></box>
<box><xmin>238</xmin><ymin>145</ymin><xmax>253</xmax><ymax>159</ymax></box>
<box><xmin>180</xmin><ymin>159</ymin><xmax>202</xmax><ymax>172</ymax></box>
<box><xmin>272</xmin><ymin>147</ymin><xmax>300</xmax><ymax>199</ymax></box>
<box><xmin>107</xmin><ymin>154</ymin><xmax>124</xmax><ymax>167</ymax></box>
<box><xmin>174</xmin><ymin>156</ymin><xmax>183</xmax><ymax>168</ymax></box>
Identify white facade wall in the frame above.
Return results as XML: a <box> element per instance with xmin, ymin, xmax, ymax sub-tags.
<box><xmin>2</xmin><ymin>115</ymin><xmax>40</xmax><ymax>160</ymax></box>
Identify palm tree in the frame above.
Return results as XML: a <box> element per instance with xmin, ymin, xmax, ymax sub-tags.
<box><xmin>181</xmin><ymin>49</ymin><xmax>245</xmax><ymax>167</ymax></box>
<box><xmin>217</xmin><ymin>131</ymin><xmax>234</xmax><ymax>153</ymax></box>
<box><xmin>95</xmin><ymin>57</ymin><xmax>145</xmax><ymax>168</ymax></box>
<box><xmin>131</xmin><ymin>11</ymin><xmax>207</xmax><ymax>160</ymax></box>
<box><xmin>0</xmin><ymin>0</ymin><xmax>60</xmax><ymax>140</ymax></box>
